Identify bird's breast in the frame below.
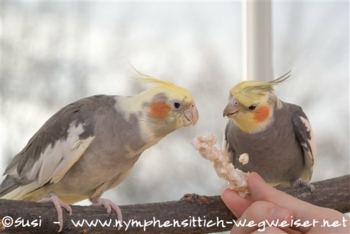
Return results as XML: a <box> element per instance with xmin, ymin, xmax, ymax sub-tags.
<box><xmin>228</xmin><ymin>120</ymin><xmax>304</xmax><ymax>183</ymax></box>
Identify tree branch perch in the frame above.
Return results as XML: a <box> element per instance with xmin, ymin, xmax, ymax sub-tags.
<box><xmin>0</xmin><ymin>174</ymin><xmax>349</xmax><ymax>234</ymax></box>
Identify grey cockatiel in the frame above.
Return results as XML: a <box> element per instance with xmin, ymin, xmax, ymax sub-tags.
<box><xmin>0</xmin><ymin>77</ymin><xmax>199</xmax><ymax>232</ymax></box>
<box><xmin>222</xmin><ymin>74</ymin><xmax>316</xmax><ymax>191</ymax></box>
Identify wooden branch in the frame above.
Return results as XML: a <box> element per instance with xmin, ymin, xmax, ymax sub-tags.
<box><xmin>0</xmin><ymin>174</ymin><xmax>349</xmax><ymax>234</ymax></box>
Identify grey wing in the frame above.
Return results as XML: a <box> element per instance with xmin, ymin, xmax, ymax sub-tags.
<box><xmin>0</xmin><ymin>97</ymin><xmax>100</xmax><ymax>199</ymax></box>
<box><xmin>291</xmin><ymin>106</ymin><xmax>316</xmax><ymax>181</ymax></box>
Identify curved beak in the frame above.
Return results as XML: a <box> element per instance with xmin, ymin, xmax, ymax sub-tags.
<box><xmin>223</xmin><ymin>100</ymin><xmax>239</xmax><ymax>118</ymax></box>
<box><xmin>183</xmin><ymin>103</ymin><xmax>199</xmax><ymax>126</ymax></box>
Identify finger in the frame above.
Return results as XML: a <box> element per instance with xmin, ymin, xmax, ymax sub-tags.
<box><xmin>231</xmin><ymin>201</ymin><xmax>293</xmax><ymax>234</ymax></box>
<box><xmin>221</xmin><ymin>187</ymin><xmax>254</xmax><ymax>218</ymax></box>
<box><xmin>246</xmin><ymin>173</ymin><xmax>320</xmax><ymax>233</ymax></box>
<box><xmin>248</xmin><ymin>173</ymin><xmax>314</xmax><ymax>210</ymax></box>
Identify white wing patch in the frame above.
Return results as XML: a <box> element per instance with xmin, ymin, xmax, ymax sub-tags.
<box><xmin>26</xmin><ymin>122</ymin><xmax>94</xmax><ymax>186</ymax></box>
<box><xmin>298</xmin><ymin>116</ymin><xmax>316</xmax><ymax>181</ymax></box>
<box><xmin>299</xmin><ymin>116</ymin><xmax>317</xmax><ymax>160</ymax></box>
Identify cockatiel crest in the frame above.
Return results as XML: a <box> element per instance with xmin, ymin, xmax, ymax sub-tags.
<box><xmin>224</xmin><ymin>72</ymin><xmax>290</xmax><ymax>134</ymax></box>
<box><xmin>223</xmin><ymin>72</ymin><xmax>316</xmax><ymax>191</ymax></box>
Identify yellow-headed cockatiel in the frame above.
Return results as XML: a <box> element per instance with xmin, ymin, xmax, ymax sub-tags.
<box><xmin>0</xmin><ymin>77</ymin><xmax>198</xmax><ymax>232</ymax></box>
<box><xmin>223</xmin><ymin>73</ymin><xmax>316</xmax><ymax>191</ymax></box>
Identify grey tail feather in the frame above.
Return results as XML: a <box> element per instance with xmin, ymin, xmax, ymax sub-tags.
<box><xmin>0</xmin><ymin>175</ymin><xmax>19</xmax><ymax>197</ymax></box>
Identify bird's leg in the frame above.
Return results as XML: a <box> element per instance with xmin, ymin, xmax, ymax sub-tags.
<box><xmin>90</xmin><ymin>197</ymin><xmax>123</xmax><ymax>229</ymax></box>
<box><xmin>38</xmin><ymin>192</ymin><xmax>72</xmax><ymax>232</ymax></box>
<box><xmin>292</xmin><ymin>179</ymin><xmax>315</xmax><ymax>192</ymax></box>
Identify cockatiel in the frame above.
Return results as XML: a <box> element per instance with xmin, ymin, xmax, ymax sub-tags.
<box><xmin>223</xmin><ymin>73</ymin><xmax>316</xmax><ymax>191</ymax></box>
<box><xmin>0</xmin><ymin>77</ymin><xmax>199</xmax><ymax>232</ymax></box>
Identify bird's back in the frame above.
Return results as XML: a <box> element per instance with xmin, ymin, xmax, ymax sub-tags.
<box><xmin>0</xmin><ymin>95</ymin><xmax>145</xmax><ymax>202</ymax></box>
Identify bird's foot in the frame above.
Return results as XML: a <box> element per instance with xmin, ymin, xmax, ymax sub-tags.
<box><xmin>293</xmin><ymin>179</ymin><xmax>315</xmax><ymax>192</ymax></box>
<box><xmin>91</xmin><ymin>197</ymin><xmax>123</xmax><ymax>229</ymax></box>
<box><xmin>38</xmin><ymin>192</ymin><xmax>72</xmax><ymax>232</ymax></box>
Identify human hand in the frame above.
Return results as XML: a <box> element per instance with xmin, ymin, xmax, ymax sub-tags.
<box><xmin>221</xmin><ymin>172</ymin><xmax>349</xmax><ymax>233</ymax></box>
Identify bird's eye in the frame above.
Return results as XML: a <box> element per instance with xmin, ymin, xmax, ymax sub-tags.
<box><xmin>173</xmin><ymin>101</ymin><xmax>181</xmax><ymax>109</ymax></box>
<box><xmin>248</xmin><ymin>105</ymin><xmax>257</xmax><ymax>111</ymax></box>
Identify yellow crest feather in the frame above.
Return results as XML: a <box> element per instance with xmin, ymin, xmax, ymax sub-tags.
<box><xmin>137</xmin><ymin>76</ymin><xmax>177</xmax><ymax>88</ymax></box>
<box><xmin>128</xmin><ymin>61</ymin><xmax>178</xmax><ymax>88</ymax></box>
<box><xmin>231</xmin><ymin>71</ymin><xmax>292</xmax><ymax>97</ymax></box>
<box><xmin>128</xmin><ymin>61</ymin><xmax>194</xmax><ymax>101</ymax></box>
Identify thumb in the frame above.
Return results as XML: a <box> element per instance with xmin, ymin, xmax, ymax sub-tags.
<box><xmin>221</xmin><ymin>188</ymin><xmax>253</xmax><ymax>218</ymax></box>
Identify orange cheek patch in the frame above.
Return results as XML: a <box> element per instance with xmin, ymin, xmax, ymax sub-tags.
<box><xmin>149</xmin><ymin>102</ymin><xmax>170</xmax><ymax>120</ymax></box>
<box><xmin>254</xmin><ymin>106</ymin><xmax>270</xmax><ymax>122</ymax></box>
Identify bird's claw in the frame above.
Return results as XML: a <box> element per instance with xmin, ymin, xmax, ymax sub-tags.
<box><xmin>91</xmin><ymin>197</ymin><xmax>123</xmax><ymax>229</ymax></box>
<box><xmin>38</xmin><ymin>192</ymin><xmax>72</xmax><ymax>232</ymax></box>
<box><xmin>293</xmin><ymin>179</ymin><xmax>315</xmax><ymax>192</ymax></box>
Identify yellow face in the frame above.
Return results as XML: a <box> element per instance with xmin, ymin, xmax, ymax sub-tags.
<box><xmin>137</xmin><ymin>79</ymin><xmax>199</xmax><ymax>139</ymax></box>
<box><xmin>148</xmin><ymin>85</ymin><xmax>198</xmax><ymax>129</ymax></box>
<box><xmin>223</xmin><ymin>80</ymin><xmax>275</xmax><ymax>133</ymax></box>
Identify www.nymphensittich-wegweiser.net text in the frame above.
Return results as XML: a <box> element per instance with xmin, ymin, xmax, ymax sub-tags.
<box><xmin>1</xmin><ymin>215</ymin><xmax>348</xmax><ymax>232</ymax></box>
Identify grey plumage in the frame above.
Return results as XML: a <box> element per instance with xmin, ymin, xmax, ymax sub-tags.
<box><xmin>225</xmin><ymin>102</ymin><xmax>314</xmax><ymax>187</ymax></box>
<box><xmin>1</xmin><ymin>83</ymin><xmax>199</xmax><ymax>202</ymax></box>
<box><xmin>223</xmin><ymin>76</ymin><xmax>316</xmax><ymax>189</ymax></box>
<box><xmin>1</xmin><ymin>95</ymin><xmax>145</xmax><ymax>202</ymax></box>
<box><xmin>0</xmin><ymin>78</ymin><xmax>199</xmax><ymax>232</ymax></box>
